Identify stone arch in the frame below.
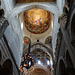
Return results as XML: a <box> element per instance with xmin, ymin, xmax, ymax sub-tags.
<box><xmin>7</xmin><ymin>3</ymin><xmax>59</xmax><ymax>60</ymax></box>
<box><xmin>9</xmin><ymin>3</ymin><xmax>58</xmax><ymax>20</ymax></box>
<box><xmin>23</xmin><ymin>42</ymin><xmax>53</xmax><ymax>69</ymax></box>
<box><xmin>66</xmin><ymin>50</ymin><xmax>75</xmax><ymax>75</ymax></box>
<box><xmin>23</xmin><ymin>42</ymin><xmax>53</xmax><ymax>58</ymax></box>
<box><xmin>0</xmin><ymin>59</ymin><xmax>13</xmax><ymax>75</ymax></box>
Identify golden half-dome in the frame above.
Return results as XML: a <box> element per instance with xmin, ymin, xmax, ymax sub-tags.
<box><xmin>24</xmin><ymin>8</ymin><xmax>51</xmax><ymax>34</ymax></box>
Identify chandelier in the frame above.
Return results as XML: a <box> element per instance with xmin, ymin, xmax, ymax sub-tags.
<box><xmin>20</xmin><ymin>43</ymin><xmax>34</xmax><ymax>72</ymax></box>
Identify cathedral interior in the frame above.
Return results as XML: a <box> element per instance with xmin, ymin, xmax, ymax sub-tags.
<box><xmin>0</xmin><ymin>0</ymin><xmax>75</xmax><ymax>75</ymax></box>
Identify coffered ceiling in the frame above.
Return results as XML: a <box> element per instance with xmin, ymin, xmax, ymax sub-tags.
<box><xmin>32</xmin><ymin>49</ymin><xmax>50</xmax><ymax>64</ymax></box>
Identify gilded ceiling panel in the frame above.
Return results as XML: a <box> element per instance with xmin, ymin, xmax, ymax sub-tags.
<box><xmin>32</xmin><ymin>49</ymin><xmax>50</xmax><ymax>61</ymax></box>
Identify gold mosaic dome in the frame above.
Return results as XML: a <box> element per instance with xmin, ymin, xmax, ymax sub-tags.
<box><xmin>24</xmin><ymin>8</ymin><xmax>51</xmax><ymax>34</ymax></box>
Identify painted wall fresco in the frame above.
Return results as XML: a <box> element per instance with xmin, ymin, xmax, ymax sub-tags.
<box><xmin>24</xmin><ymin>8</ymin><xmax>51</xmax><ymax>34</ymax></box>
<box><xmin>24</xmin><ymin>36</ymin><xmax>31</xmax><ymax>44</ymax></box>
<box><xmin>45</xmin><ymin>36</ymin><xmax>52</xmax><ymax>48</ymax></box>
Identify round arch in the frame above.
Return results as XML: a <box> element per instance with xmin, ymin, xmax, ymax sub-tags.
<box><xmin>8</xmin><ymin>3</ymin><xmax>59</xmax><ymax>20</ymax></box>
<box><xmin>23</xmin><ymin>42</ymin><xmax>53</xmax><ymax>58</ymax></box>
<box><xmin>7</xmin><ymin>3</ymin><xmax>60</xmax><ymax>61</ymax></box>
<box><xmin>0</xmin><ymin>59</ymin><xmax>13</xmax><ymax>75</ymax></box>
<box><xmin>22</xmin><ymin>42</ymin><xmax>53</xmax><ymax>71</ymax></box>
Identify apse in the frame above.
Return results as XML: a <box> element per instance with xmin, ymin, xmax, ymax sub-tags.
<box><xmin>24</xmin><ymin>8</ymin><xmax>51</xmax><ymax>34</ymax></box>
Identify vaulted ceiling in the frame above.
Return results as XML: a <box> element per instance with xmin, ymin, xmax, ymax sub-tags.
<box><xmin>19</xmin><ymin>8</ymin><xmax>53</xmax><ymax>43</ymax></box>
<box><xmin>1</xmin><ymin>0</ymin><xmax>65</xmax><ymax>74</ymax></box>
<box><xmin>19</xmin><ymin>7</ymin><xmax>53</xmax><ymax>73</ymax></box>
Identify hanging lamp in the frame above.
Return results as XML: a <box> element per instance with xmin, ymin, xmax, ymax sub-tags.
<box><xmin>20</xmin><ymin>43</ymin><xmax>34</xmax><ymax>72</ymax></box>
